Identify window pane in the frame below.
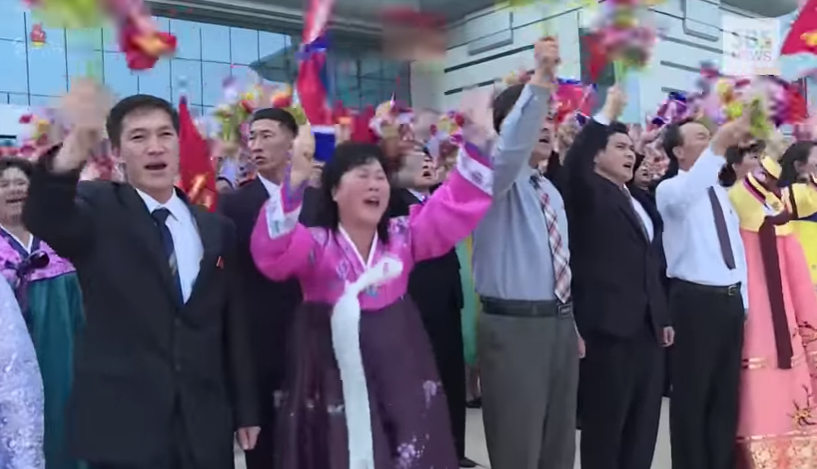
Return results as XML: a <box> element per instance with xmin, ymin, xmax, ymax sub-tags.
<box><xmin>66</xmin><ymin>28</ymin><xmax>102</xmax><ymax>52</ymax></box>
<box><xmin>29</xmin><ymin>95</ymin><xmax>56</xmax><ymax>107</ymax></box>
<box><xmin>202</xmin><ymin>61</ymin><xmax>231</xmax><ymax>106</ymax></box>
<box><xmin>8</xmin><ymin>93</ymin><xmax>28</xmax><ymax>105</ymax></box>
<box><xmin>170</xmin><ymin>19</ymin><xmax>201</xmax><ymax>60</ymax></box>
<box><xmin>0</xmin><ymin>93</ymin><xmax>8</xmax><ymax>104</ymax></box>
<box><xmin>102</xmin><ymin>25</ymin><xmax>117</xmax><ymax>52</ymax></box>
<box><xmin>230</xmin><ymin>28</ymin><xmax>258</xmax><ymax>65</ymax></box>
<box><xmin>200</xmin><ymin>23</ymin><xmax>230</xmax><ymax>62</ymax></box>
<box><xmin>0</xmin><ymin>39</ymin><xmax>28</xmax><ymax>94</ymax></box>
<box><xmin>360</xmin><ymin>79</ymin><xmax>383</xmax><ymax>106</ymax></box>
<box><xmin>66</xmin><ymin>48</ymin><xmax>102</xmax><ymax>84</ymax></box>
<box><xmin>359</xmin><ymin>55</ymin><xmax>381</xmax><ymax>80</ymax></box>
<box><xmin>104</xmin><ymin>51</ymin><xmax>138</xmax><ymax>99</ymax></box>
<box><xmin>0</xmin><ymin>1</ymin><xmax>25</xmax><ymax>41</ymax></box>
<box><xmin>137</xmin><ymin>59</ymin><xmax>171</xmax><ymax>101</ymax></box>
<box><xmin>170</xmin><ymin>58</ymin><xmax>202</xmax><ymax>105</ymax></box>
<box><xmin>28</xmin><ymin>34</ymin><xmax>68</xmax><ymax>96</ymax></box>
<box><xmin>259</xmin><ymin>31</ymin><xmax>287</xmax><ymax>60</ymax></box>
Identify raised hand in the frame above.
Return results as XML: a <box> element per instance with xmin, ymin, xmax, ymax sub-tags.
<box><xmin>531</xmin><ymin>37</ymin><xmax>560</xmax><ymax>85</ymax></box>
<box><xmin>459</xmin><ymin>87</ymin><xmax>495</xmax><ymax>151</ymax></box>
<box><xmin>52</xmin><ymin>79</ymin><xmax>113</xmax><ymax>172</ymax></box>
<box><xmin>288</xmin><ymin>144</ymin><xmax>314</xmax><ymax>188</ymax></box>
<box><xmin>601</xmin><ymin>85</ymin><xmax>627</xmax><ymax>123</ymax></box>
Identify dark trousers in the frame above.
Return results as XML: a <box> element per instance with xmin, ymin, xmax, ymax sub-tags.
<box><xmin>422</xmin><ymin>308</ymin><xmax>467</xmax><ymax>459</ymax></box>
<box><xmin>87</xmin><ymin>411</ymin><xmax>197</xmax><ymax>469</ymax></box>
<box><xmin>669</xmin><ymin>280</ymin><xmax>744</xmax><ymax>469</ymax></box>
<box><xmin>244</xmin><ymin>411</ymin><xmax>275</xmax><ymax>469</ymax></box>
<box><xmin>579</xmin><ymin>322</ymin><xmax>664</xmax><ymax>469</ymax></box>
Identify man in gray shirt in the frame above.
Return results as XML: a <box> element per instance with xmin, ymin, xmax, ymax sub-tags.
<box><xmin>473</xmin><ymin>38</ymin><xmax>580</xmax><ymax>469</ymax></box>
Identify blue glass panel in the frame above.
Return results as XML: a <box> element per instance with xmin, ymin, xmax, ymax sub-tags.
<box><xmin>258</xmin><ymin>31</ymin><xmax>287</xmax><ymax>62</ymax></box>
<box><xmin>29</xmin><ymin>95</ymin><xmax>55</xmax><ymax>108</ymax></box>
<box><xmin>0</xmin><ymin>0</ymin><xmax>25</xmax><ymax>41</ymax></box>
<box><xmin>66</xmin><ymin>48</ymin><xmax>103</xmax><ymax>84</ymax></box>
<box><xmin>102</xmin><ymin>25</ymin><xmax>117</xmax><ymax>52</ymax></box>
<box><xmin>230</xmin><ymin>28</ymin><xmax>258</xmax><ymax>65</ymax></box>
<box><xmin>137</xmin><ymin>59</ymin><xmax>171</xmax><ymax>101</ymax></box>
<box><xmin>360</xmin><ymin>79</ymin><xmax>383</xmax><ymax>107</ymax></box>
<box><xmin>170</xmin><ymin>19</ymin><xmax>201</xmax><ymax>60</ymax></box>
<box><xmin>103</xmin><ymin>51</ymin><xmax>138</xmax><ymax>99</ymax></box>
<box><xmin>0</xmin><ymin>93</ymin><xmax>8</xmax><ymax>104</ymax></box>
<box><xmin>27</xmin><ymin>31</ymin><xmax>68</xmax><ymax>96</ymax></box>
<box><xmin>8</xmin><ymin>93</ymin><xmax>28</xmax><ymax>105</ymax></box>
<box><xmin>359</xmin><ymin>55</ymin><xmax>381</xmax><ymax>80</ymax></box>
<box><xmin>0</xmin><ymin>39</ymin><xmax>28</xmax><ymax>94</ymax></box>
<box><xmin>66</xmin><ymin>28</ymin><xmax>102</xmax><ymax>52</ymax></box>
<box><xmin>170</xmin><ymin>58</ymin><xmax>202</xmax><ymax>105</ymax></box>
<box><xmin>202</xmin><ymin>61</ymin><xmax>231</xmax><ymax>106</ymax></box>
<box><xmin>200</xmin><ymin>23</ymin><xmax>230</xmax><ymax>62</ymax></box>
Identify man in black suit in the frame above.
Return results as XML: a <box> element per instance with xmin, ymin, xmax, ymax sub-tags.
<box><xmin>23</xmin><ymin>81</ymin><xmax>259</xmax><ymax>469</ymax></box>
<box><xmin>562</xmin><ymin>85</ymin><xmax>673</xmax><ymax>469</ymax></box>
<box><xmin>218</xmin><ymin>107</ymin><xmax>319</xmax><ymax>468</ymax></box>
<box><xmin>388</xmin><ymin>151</ymin><xmax>474</xmax><ymax>468</ymax></box>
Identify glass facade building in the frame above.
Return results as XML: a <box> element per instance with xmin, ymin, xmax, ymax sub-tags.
<box><xmin>0</xmin><ymin>0</ymin><xmax>410</xmax><ymax>116</ymax></box>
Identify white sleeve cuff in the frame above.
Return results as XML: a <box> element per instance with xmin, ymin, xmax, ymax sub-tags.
<box><xmin>456</xmin><ymin>142</ymin><xmax>494</xmax><ymax>196</ymax></box>
<box><xmin>593</xmin><ymin>113</ymin><xmax>611</xmax><ymax>126</ymax></box>
<box><xmin>265</xmin><ymin>196</ymin><xmax>302</xmax><ymax>239</ymax></box>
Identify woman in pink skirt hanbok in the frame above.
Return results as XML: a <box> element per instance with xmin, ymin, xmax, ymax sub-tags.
<box><xmin>728</xmin><ymin>146</ymin><xmax>817</xmax><ymax>468</ymax></box>
<box><xmin>250</xmin><ymin>139</ymin><xmax>494</xmax><ymax>469</ymax></box>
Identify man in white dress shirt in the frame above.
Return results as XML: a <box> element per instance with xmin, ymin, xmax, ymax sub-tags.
<box><xmin>656</xmin><ymin>115</ymin><xmax>752</xmax><ymax>469</ymax></box>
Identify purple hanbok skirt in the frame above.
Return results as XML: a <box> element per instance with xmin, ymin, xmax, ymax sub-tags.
<box><xmin>273</xmin><ymin>296</ymin><xmax>458</xmax><ymax>469</ymax></box>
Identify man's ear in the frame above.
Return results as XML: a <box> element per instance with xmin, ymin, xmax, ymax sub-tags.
<box><xmin>671</xmin><ymin>145</ymin><xmax>683</xmax><ymax>161</ymax></box>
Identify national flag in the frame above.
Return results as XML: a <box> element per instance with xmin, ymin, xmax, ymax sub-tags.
<box><xmin>177</xmin><ymin>96</ymin><xmax>217</xmax><ymax>211</ymax></box>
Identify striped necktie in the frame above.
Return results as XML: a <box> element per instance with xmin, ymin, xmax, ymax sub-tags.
<box><xmin>151</xmin><ymin>208</ymin><xmax>183</xmax><ymax>303</ymax></box>
<box><xmin>530</xmin><ymin>175</ymin><xmax>571</xmax><ymax>303</ymax></box>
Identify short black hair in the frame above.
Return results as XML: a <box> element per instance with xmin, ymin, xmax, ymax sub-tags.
<box><xmin>779</xmin><ymin>141</ymin><xmax>814</xmax><ymax>187</ymax></box>
<box><xmin>492</xmin><ymin>84</ymin><xmax>525</xmax><ymax>134</ymax></box>
<box><xmin>661</xmin><ymin>118</ymin><xmax>697</xmax><ymax>179</ymax></box>
<box><xmin>0</xmin><ymin>156</ymin><xmax>33</xmax><ymax>179</ymax></box>
<box><xmin>315</xmin><ymin>142</ymin><xmax>391</xmax><ymax>244</ymax></box>
<box><xmin>107</xmin><ymin>95</ymin><xmax>179</xmax><ymax>149</ymax></box>
<box><xmin>592</xmin><ymin>121</ymin><xmax>630</xmax><ymax>156</ymax></box>
<box><xmin>250</xmin><ymin>108</ymin><xmax>298</xmax><ymax>136</ymax></box>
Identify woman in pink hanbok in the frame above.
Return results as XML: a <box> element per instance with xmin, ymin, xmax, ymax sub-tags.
<box><xmin>250</xmin><ymin>139</ymin><xmax>493</xmax><ymax>469</ymax></box>
<box><xmin>728</xmin><ymin>143</ymin><xmax>817</xmax><ymax>468</ymax></box>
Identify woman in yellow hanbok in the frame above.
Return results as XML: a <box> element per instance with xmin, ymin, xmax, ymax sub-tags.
<box><xmin>783</xmin><ymin>142</ymin><xmax>817</xmax><ymax>289</ymax></box>
<box><xmin>729</xmin><ymin>147</ymin><xmax>817</xmax><ymax>468</ymax></box>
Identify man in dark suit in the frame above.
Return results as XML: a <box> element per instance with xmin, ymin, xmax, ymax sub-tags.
<box><xmin>218</xmin><ymin>108</ymin><xmax>319</xmax><ymax>468</ymax></box>
<box><xmin>387</xmin><ymin>152</ymin><xmax>474</xmax><ymax>468</ymax></box>
<box><xmin>23</xmin><ymin>82</ymin><xmax>259</xmax><ymax>469</ymax></box>
<box><xmin>562</xmin><ymin>85</ymin><xmax>673</xmax><ymax>469</ymax></box>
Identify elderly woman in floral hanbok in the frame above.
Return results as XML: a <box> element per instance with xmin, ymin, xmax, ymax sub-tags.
<box><xmin>0</xmin><ymin>276</ymin><xmax>44</xmax><ymax>469</ymax></box>
<box><xmin>0</xmin><ymin>157</ymin><xmax>85</xmax><ymax>469</ymax></box>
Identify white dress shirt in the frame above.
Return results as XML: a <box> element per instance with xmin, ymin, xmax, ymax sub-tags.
<box><xmin>257</xmin><ymin>175</ymin><xmax>281</xmax><ymax>199</ymax></box>
<box><xmin>623</xmin><ymin>186</ymin><xmax>655</xmax><ymax>241</ymax></box>
<box><xmin>136</xmin><ymin>189</ymin><xmax>204</xmax><ymax>303</ymax></box>
<box><xmin>655</xmin><ymin>148</ymin><xmax>749</xmax><ymax>309</ymax></box>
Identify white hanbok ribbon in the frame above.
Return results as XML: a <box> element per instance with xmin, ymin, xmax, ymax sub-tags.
<box><xmin>331</xmin><ymin>256</ymin><xmax>404</xmax><ymax>469</ymax></box>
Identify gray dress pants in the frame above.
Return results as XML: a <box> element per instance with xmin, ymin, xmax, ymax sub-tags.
<box><xmin>478</xmin><ymin>297</ymin><xmax>580</xmax><ymax>469</ymax></box>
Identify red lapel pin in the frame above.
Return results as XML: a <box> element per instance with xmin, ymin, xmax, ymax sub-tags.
<box><xmin>216</xmin><ymin>256</ymin><xmax>224</xmax><ymax>269</ymax></box>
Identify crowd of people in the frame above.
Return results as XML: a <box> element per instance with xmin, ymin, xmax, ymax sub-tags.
<box><xmin>2</xmin><ymin>35</ymin><xmax>817</xmax><ymax>469</ymax></box>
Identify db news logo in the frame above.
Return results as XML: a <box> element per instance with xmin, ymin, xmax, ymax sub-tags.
<box><xmin>722</xmin><ymin>16</ymin><xmax>780</xmax><ymax>76</ymax></box>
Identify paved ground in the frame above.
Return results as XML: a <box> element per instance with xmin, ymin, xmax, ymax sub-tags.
<box><xmin>235</xmin><ymin>398</ymin><xmax>672</xmax><ymax>468</ymax></box>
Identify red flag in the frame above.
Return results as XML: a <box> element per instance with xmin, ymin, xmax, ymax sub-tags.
<box><xmin>177</xmin><ymin>97</ymin><xmax>217</xmax><ymax>212</ymax></box>
<box><xmin>781</xmin><ymin>0</ymin><xmax>817</xmax><ymax>56</ymax></box>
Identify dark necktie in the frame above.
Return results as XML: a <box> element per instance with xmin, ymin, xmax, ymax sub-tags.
<box><xmin>621</xmin><ymin>188</ymin><xmax>650</xmax><ymax>241</ymax></box>
<box><xmin>151</xmin><ymin>208</ymin><xmax>184</xmax><ymax>303</ymax></box>
<box><xmin>707</xmin><ymin>187</ymin><xmax>737</xmax><ymax>270</ymax></box>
